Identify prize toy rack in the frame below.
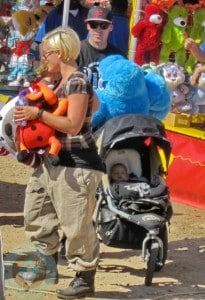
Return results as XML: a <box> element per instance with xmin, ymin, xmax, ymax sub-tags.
<box><xmin>0</xmin><ymin>0</ymin><xmax>38</xmax><ymax>92</ymax></box>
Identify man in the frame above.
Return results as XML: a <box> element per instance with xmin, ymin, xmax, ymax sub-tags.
<box><xmin>108</xmin><ymin>0</ymin><xmax>129</xmax><ymax>56</ymax></box>
<box><xmin>77</xmin><ymin>5</ymin><xmax>127</xmax><ymax>89</ymax></box>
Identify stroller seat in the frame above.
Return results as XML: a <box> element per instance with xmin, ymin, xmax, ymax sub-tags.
<box><xmin>105</xmin><ymin>148</ymin><xmax>167</xmax><ymax>200</ymax></box>
<box><xmin>105</xmin><ymin>148</ymin><xmax>143</xmax><ymax>179</ymax></box>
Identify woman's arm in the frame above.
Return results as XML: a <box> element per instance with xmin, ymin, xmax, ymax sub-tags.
<box><xmin>185</xmin><ymin>38</ymin><xmax>205</xmax><ymax>62</ymax></box>
<box><xmin>191</xmin><ymin>64</ymin><xmax>205</xmax><ymax>86</ymax></box>
<box><xmin>14</xmin><ymin>93</ymin><xmax>89</xmax><ymax>136</ymax></box>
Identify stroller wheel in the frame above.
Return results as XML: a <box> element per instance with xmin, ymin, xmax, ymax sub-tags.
<box><xmin>145</xmin><ymin>242</ymin><xmax>159</xmax><ymax>286</ymax></box>
<box><xmin>155</xmin><ymin>225</ymin><xmax>168</xmax><ymax>272</ymax></box>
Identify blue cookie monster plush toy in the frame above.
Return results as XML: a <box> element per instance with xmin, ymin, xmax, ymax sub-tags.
<box><xmin>92</xmin><ymin>55</ymin><xmax>171</xmax><ymax>130</ymax></box>
<box><xmin>144</xmin><ymin>71</ymin><xmax>171</xmax><ymax>120</ymax></box>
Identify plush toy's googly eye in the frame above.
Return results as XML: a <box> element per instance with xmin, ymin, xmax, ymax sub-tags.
<box><xmin>173</xmin><ymin>17</ymin><xmax>187</xmax><ymax>27</ymax></box>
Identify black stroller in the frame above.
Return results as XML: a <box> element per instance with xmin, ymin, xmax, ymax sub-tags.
<box><xmin>93</xmin><ymin>114</ymin><xmax>173</xmax><ymax>286</ymax></box>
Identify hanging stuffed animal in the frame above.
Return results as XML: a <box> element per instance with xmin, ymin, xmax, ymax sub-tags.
<box><xmin>158</xmin><ymin>62</ymin><xmax>192</xmax><ymax>113</ymax></box>
<box><xmin>151</xmin><ymin>0</ymin><xmax>177</xmax><ymax>11</ymax></box>
<box><xmin>159</xmin><ymin>5</ymin><xmax>189</xmax><ymax>67</ymax></box>
<box><xmin>7</xmin><ymin>9</ymin><xmax>40</xmax><ymax>86</ymax></box>
<box><xmin>16</xmin><ymin>81</ymin><xmax>68</xmax><ymax>166</ymax></box>
<box><xmin>12</xmin><ymin>0</ymin><xmax>40</xmax><ymax>11</ymax></box>
<box><xmin>178</xmin><ymin>0</ymin><xmax>205</xmax><ymax>10</ymax></box>
<box><xmin>131</xmin><ymin>3</ymin><xmax>167</xmax><ymax>66</ymax></box>
<box><xmin>8</xmin><ymin>40</ymin><xmax>33</xmax><ymax>86</ymax></box>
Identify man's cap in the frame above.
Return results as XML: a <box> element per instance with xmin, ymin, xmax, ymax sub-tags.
<box><xmin>85</xmin><ymin>6</ymin><xmax>112</xmax><ymax>23</ymax></box>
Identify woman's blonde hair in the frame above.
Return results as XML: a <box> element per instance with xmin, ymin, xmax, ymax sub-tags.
<box><xmin>42</xmin><ymin>26</ymin><xmax>81</xmax><ymax>61</ymax></box>
<box><xmin>35</xmin><ymin>60</ymin><xmax>48</xmax><ymax>78</ymax></box>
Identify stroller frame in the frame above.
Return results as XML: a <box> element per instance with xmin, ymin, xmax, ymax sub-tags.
<box><xmin>94</xmin><ymin>114</ymin><xmax>173</xmax><ymax>286</ymax></box>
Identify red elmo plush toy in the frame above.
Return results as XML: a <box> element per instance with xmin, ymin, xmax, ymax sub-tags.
<box><xmin>131</xmin><ymin>3</ymin><xmax>167</xmax><ymax>66</ymax></box>
<box><xmin>16</xmin><ymin>81</ymin><xmax>68</xmax><ymax>166</ymax></box>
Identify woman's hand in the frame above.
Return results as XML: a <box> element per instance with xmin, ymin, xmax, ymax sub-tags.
<box><xmin>191</xmin><ymin>65</ymin><xmax>205</xmax><ymax>86</ymax></box>
<box><xmin>184</xmin><ymin>38</ymin><xmax>197</xmax><ymax>51</ymax></box>
<box><xmin>191</xmin><ymin>70</ymin><xmax>201</xmax><ymax>86</ymax></box>
<box><xmin>14</xmin><ymin>105</ymin><xmax>39</xmax><ymax>123</ymax></box>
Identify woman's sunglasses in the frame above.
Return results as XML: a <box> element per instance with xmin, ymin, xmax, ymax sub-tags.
<box><xmin>88</xmin><ymin>21</ymin><xmax>110</xmax><ymax>30</ymax></box>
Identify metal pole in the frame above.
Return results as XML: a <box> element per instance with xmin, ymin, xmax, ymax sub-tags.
<box><xmin>62</xmin><ymin>0</ymin><xmax>71</xmax><ymax>28</ymax></box>
<box><xmin>128</xmin><ymin>0</ymin><xmax>141</xmax><ymax>61</ymax></box>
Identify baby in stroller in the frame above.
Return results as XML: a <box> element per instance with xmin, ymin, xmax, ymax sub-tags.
<box><xmin>106</xmin><ymin>148</ymin><xmax>167</xmax><ymax>201</ymax></box>
<box><xmin>110</xmin><ymin>162</ymin><xmax>148</xmax><ymax>183</ymax></box>
<box><xmin>109</xmin><ymin>163</ymin><xmax>129</xmax><ymax>183</ymax></box>
<box><xmin>109</xmin><ymin>159</ymin><xmax>153</xmax><ymax>199</ymax></box>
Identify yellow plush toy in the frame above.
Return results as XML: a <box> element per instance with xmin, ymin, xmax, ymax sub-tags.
<box><xmin>159</xmin><ymin>5</ymin><xmax>189</xmax><ymax>67</ymax></box>
<box><xmin>12</xmin><ymin>9</ymin><xmax>38</xmax><ymax>36</ymax></box>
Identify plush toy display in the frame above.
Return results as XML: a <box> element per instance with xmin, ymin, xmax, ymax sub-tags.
<box><xmin>6</xmin><ymin>10</ymin><xmax>39</xmax><ymax>86</ymax></box>
<box><xmin>151</xmin><ymin>0</ymin><xmax>177</xmax><ymax>11</ymax></box>
<box><xmin>159</xmin><ymin>62</ymin><xmax>192</xmax><ymax>113</ymax></box>
<box><xmin>141</xmin><ymin>62</ymin><xmax>158</xmax><ymax>74</ymax></box>
<box><xmin>13</xmin><ymin>0</ymin><xmax>40</xmax><ymax>11</ymax></box>
<box><xmin>178</xmin><ymin>0</ymin><xmax>205</xmax><ymax>10</ymax></box>
<box><xmin>144</xmin><ymin>68</ymin><xmax>171</xmax><ymax>119</ymax></box>
<box><xmin>7</xmin><ymin>8</ymin><xmax>44</xmax><ymax>86</ymax></box>
<box><xmin>188</xmin><ymin>64</ymin><xmax>205</xmax><ymax>114</ymax></box>
<box><xmin>0</xmin><ymin>3</ymin><xmax>12</xmax><ymax>26</ymax></box>
<box><xmin>184</xmin><ymin>8</ymin><xmax>205</xmax><ymax>73</ymax></box>
<box><xmin>16</xmin><ymin>81</ymin><xmax>68</xmax><ymax>166</ymax></box>
<box><xmin>131</xmin><ymin>3</ymin><xmax>166</xmax><ymax>66</ymax></box>
<box><xmin>8</xmin><ymin>42</ymin><xmax>33</xmax><ymax>86</ymax></box>
<box><xmin>92</xmin><ymin>55</ymin><xmax>171</xmax><ymax>130</ymax></box>
<box><xmin>159</xmin><ymin>5</ymin><xmax>188</xmax><ymax>67</ymax></box>
<box><xmin>12</xmin><ymin>9</ymin><xmax>39</xmax><ymax>36</ymax></box>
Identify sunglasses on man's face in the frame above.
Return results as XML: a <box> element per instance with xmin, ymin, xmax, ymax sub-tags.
<box><xmin>88</xmin><ymin>21</ymin><xmax>110</xmax><ymax>30</ymax></box>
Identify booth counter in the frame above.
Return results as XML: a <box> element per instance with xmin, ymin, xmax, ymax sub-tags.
<box><xmin>165</xmin><ymin>124</ymin><xmax>205</xmax><ymax>210</ymax></box>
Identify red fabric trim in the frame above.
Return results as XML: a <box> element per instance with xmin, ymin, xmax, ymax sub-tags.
<box><xmin>166</xmin><ymin>130</ymin><xmax>205</xmax><ymax>209</ymax></box>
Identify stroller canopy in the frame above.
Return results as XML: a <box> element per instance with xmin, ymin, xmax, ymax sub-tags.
<box><xmin>95</xmin><ymin>114</ymin><xmax>172</xmax><ymax>170</ymax></box>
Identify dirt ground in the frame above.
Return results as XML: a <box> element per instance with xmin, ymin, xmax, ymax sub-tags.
<box><xmin>1</xmin><ymin>155</ymin><xmax>205</xmax><ymax>300</ymax></box>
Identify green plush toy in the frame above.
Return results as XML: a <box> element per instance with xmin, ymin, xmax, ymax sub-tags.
<box><xmin>185</xmin><ymin>8</ymin><xmax>205</xmax><ymax>74</ymax></box>
<box><xmin>159</xmin><ymin>5</ymin><xmax>188</xmax><ymax>67</ymax></box>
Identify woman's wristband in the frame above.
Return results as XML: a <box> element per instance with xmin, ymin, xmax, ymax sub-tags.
<box><xmin>37</xmin><ymin>108</ymin><xmax>44</xmax><ymax>120</ymax></box>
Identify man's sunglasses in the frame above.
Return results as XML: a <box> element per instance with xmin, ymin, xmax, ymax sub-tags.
<box><xmin>88</xmin><ymin>22</ymin><xmax>110</xmax><ymax>30</ymax></box>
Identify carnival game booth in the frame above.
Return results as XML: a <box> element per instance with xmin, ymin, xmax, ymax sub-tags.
<box><xmin>129</xmin><ymin>0</ymin><xmax>205</xmax><ymax>210</ymax></box>
<box><xmin>164</xmin><ymin>123</ymin><xmax>205</xmax><ymax>210</ymax></box>
<box><xmin>0</xmin><ymin>0</ymin><xmax>205</xmax><ymax>211</ymax></box>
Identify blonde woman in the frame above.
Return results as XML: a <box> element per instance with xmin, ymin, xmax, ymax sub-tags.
<box><xmin>14</xmin><ymin>26</ymin><xmax>104</xmax><ymax>299</ymax></box>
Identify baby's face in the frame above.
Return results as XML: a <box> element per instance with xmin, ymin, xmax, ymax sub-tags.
<box><xmin>111</xmin><ymin>166</ymin><xmax>129</xmax><ymax>182</ymax></box>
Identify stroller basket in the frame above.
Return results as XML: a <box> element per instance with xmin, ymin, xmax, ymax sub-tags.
<box><xmin>97</xmin><ymin>189</ymin><xmax>170</xmax><ymax>249</ymax></box>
